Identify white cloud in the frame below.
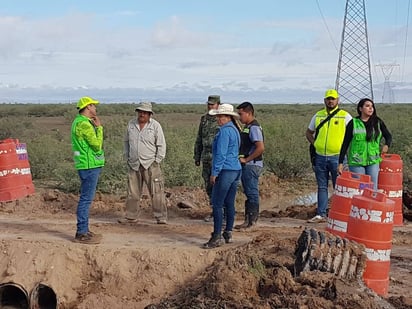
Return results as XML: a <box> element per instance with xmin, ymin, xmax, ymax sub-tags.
<box><xmin>150</xmin><ymin>15</ymin><xmax>208</xmax><ymax>48</ymax></box>
<box><xmin>1</xmin><ymin>5</ymin><xmax>412</xmax><ymax>103</ymax></box>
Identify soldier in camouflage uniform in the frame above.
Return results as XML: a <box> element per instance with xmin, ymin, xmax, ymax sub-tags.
<box><xmin>194</xmin><ymin>95</ymin><xmax>220</xmax><ymax>221</ymax></box>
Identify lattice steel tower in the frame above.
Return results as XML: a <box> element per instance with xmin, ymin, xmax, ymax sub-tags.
<box><xmin>335</xmin><ymin>0</ymin><xmax>373</xmax><ymax>104</ymax></box>
<box><xmin>376</xmin><ymin>63</ymin><xmax>399</xmax><ymax>103</ymax></box>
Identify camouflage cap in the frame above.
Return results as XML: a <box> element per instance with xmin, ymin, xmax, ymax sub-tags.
<box><xmin>207</xmin><ymin>95</ymin><xmax>220</xmax><ymax>105</ymax></box>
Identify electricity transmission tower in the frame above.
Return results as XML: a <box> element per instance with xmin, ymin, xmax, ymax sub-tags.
<box><xmin>376</xmin><ymin>63</ymin><xmax>399</xmax><ymax>103</ymax></box>
<box><xmin>336</xmin><ymin>0</ymin><xmax>373</xmax><ymax>104</ymax></box>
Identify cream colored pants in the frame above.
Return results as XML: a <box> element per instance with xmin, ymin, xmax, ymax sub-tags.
<box><xmin>125</xmin><ymin>162</ymin><xmax>167</xmax><ymax>221</ymax></box>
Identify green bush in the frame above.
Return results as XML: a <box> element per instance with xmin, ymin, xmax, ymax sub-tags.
<box><xmin>1</xmin><ymin>103</ymin><xmax>411</xmax><ymax>193</ymax></box>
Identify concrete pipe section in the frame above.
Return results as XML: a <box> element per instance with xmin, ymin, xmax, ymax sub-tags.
<box><xmin>0</xmin><ymin>282</ymin><xmax>29</xmax><ymax>309</ymax></box>
<box><xmin>0</xmin><ymin>282</ymin><xmax>57</xmax><ymax>309</ymax></box>
<box><xmin>30</xmin><ymin>283</ymin><xmax>57</xmax><ymax>309</ymax></box>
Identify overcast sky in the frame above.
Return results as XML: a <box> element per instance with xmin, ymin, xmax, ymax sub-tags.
<box><xmin>0</xmin><ymin>0</ymin><xmax>411</xmax><ymax>103</ymax></box>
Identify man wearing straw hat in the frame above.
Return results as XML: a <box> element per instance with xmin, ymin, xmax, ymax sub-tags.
<box><xmin>119</xmin><ymin>102</ymin><xmax>168</xmax><ymax>224</ymax></box>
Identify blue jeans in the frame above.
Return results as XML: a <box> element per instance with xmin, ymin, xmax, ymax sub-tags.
<box><xmin>314</xmin><ymin>154</ymin><xmax>338</xmax><ymax>217</ymax></box>
<box><xmin>77</xmin><ymin>167</ymin><xmax>102</xmax><ymax>234</ymax></box>
<box><xmin>349</xmin><ymin>164</ymin><xmax>379</xmax><ymax>191</ymax></box>
<box><xmin>241</xmin><ymin>164</ymin><xmax>263</xmax><ymax>206</ymax></box>
<box><xmin>211</xmin><ymin>169</ymin><xmax>241</xmax><ymax>236</ymax></box>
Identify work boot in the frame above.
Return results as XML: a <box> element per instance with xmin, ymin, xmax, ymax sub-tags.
<box><xmin>203</xmin><ymin>233</ymin><xmax>223</xmax><ymax>249</ymax></box>
<box><xmin>234</xmin><ymin>213</ymin><xmax>249</xmax><ymax>229</ymax></box>
<box><xmin>73</xmin><ymin>232</ymin><xmax>100</xmax><ymax>245</ymax></box>
<box><xmin>248</xmin><ymin>212</ymin><xmax>259</xmax><ymax>227</ymax></box>
<box><xmin>222</xmin><ymin>231</ymin><xmax>233</xmax><ymax>243</ymax></box>
<box><xmin>235</xmin><ymin>200</ymin><xmax>251</xmax><ymax>229</ymax></box>
<box><xmin>87</xmin><ymin>231</ymin><xmax>102</xmax><ymax>241</ymax></box>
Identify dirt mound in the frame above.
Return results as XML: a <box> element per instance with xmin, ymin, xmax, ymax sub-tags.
<box><xmin>145</xmin><ymin>231</ymin><xmax>397</xmax><ymax>309</ymax></box>
<box><xmin>1</xmin><ymin>181</ymin><xmax>412</xmax><ymax>309</ymax></box>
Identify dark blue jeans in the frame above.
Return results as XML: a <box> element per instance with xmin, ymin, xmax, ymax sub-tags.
<box><xmin>314</xmin><ymin>154</ymin><xmax>338</xmax><ymax>217</ymax></box>
<box><xmin>211</xmin><ymin>169</ymin><xmax>241</xmax><ymax>236</ymax></box>
<box><xmin>77</xmin><ymin>167</ymin><xmax>102</xmax><ymax>234</ymax></box>
<box><xmin>349</xmin><ymin>164</ymin><xmax>379</xmax><ymax>191</ymax></box>
<box><xmin>241</xmin><ymin>164</ymin><xmax>263</xmax><ymax>206</ymax></box>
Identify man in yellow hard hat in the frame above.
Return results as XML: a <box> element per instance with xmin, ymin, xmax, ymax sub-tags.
<box><xmin>71</xmin><ymin>96</ymin><xmax>105</xmax><ymax>244</ymax></box>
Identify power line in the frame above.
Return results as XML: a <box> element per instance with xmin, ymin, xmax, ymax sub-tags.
<box><xmin>402</xmin><ymin>0</ymin><xmax>411</xmax><ymax>82</ymax></box>
<box><xmin>315</xmin><ymin>0</ymin><xmax>339</xmax><ymax>52</ymax></box>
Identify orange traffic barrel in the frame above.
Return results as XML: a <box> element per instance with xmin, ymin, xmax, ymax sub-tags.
<box><xmin>346</xmin><ymin>188</ymin><xmax>395</xmax><ymax>296</ymax></box>
<box><xmin>326</xmin><ymin>171</ymin><xmax>373</xmax><ymax>238</ymax></box>
<box><xmin>0</xmin><ymin>282</ymin><xmax>30</xmax><ymax>308</ymax></box>
<box><xmin>378</xmin><ymin>154</ymin><xmax>403</xmax><ymax>226</ymax></box>
<box><xmin>0</xmin><ymin>139</ymin><xmax>28</xmax><ymax>202</ymax></box>
<box><xmin>16</xmin><ymin>143</ymin><xmax>35</xmax><ymax>196</ymax></box>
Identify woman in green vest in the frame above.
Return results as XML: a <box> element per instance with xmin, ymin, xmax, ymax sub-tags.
<box><xmin>338</xmin><ymin>98</ymin><xmax>392</xmax><ymax>190</ymax></box>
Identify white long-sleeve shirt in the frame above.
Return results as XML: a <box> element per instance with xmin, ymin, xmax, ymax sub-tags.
<box><xmin>124</xmin><ymin>117</ymin><xmax>166</xmax><ymax>170</ymax></box>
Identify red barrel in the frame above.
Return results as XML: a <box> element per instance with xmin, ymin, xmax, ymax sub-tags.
<box><xmin>327</xmin><ymin>171</ymin><xmax>373</xmax><ymax>238</ymax></box>
<box><xmin>0</xmin><ymin>139</ymin><xmax>35</xmax><ymax>202</ymax></box>
<box><xmin>378</xmin><ymin>154</ymin><xmax>403</xmax><ymax>226</ymax></box>
<box><xmin>346</xmin><ymin>188</ymin><xmax>395</xmax><ymax>296</ymax></box>
<box><xmin>16</xmin><ymin>143</ymin><xmax>35</xmax><ymax>196</ymax></box>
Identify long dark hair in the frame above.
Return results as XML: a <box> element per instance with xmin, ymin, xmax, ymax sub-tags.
<box><xmin>231</xmin><ymin>117</ymin><xmax>243</xmax><ymax>132</ymax></box>
<box><xmin>357</xmin><ymin>98</ymin><xmax>380</xmax><ymax>141</ymax></box>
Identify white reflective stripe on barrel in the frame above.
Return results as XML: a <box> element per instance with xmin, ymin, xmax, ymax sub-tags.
<box><xmin>350</xmin><ymin>206</ymin><xmax>394</xmax><ymax>223</ymax></box>
<box><xmin>334</xmin><ymin>185</ymin><xmax>363</xmax><ymax>198</ymax></box>
<box><xmin>327</xmin><ymin>217</ymin><xmax>347</xmax><ymax>232</ymax></box>
<box><xmin>365</xmin><ymin>248</ymin><xmax>391</xmax><ymax>261</ymax></box>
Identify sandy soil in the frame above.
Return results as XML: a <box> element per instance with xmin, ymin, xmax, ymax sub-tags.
<box><xmin>0</xmin><ymin>178</ymin><xmax>411</xmax><ymax>309</ymax></box>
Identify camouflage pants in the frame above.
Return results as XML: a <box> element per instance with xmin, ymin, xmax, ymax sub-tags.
<box><xmin>201</xmin><ymin>160</ymin><xmax>213</xmax><ymax>205</ymax></box>
<box><xmin>125</xmin><ymin>163</ymin><xmax>167</xmax><ymax>220</ymax></box>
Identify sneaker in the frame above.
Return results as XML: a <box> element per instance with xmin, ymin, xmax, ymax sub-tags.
<box><xmin>118</xmin><ymin>218</ymin><xmax>139</xmax><ymax>224</ymax></box>
<box><xmin>156</xmin><ymin>218</ymin><xmax>167</xmax><ymax>225</ymax></box>
<box><xmin>73</xmin><ymin>233</ymin><xmax>100</xmax><ymax>245</ymax></box>
<box><xmin>222</xmin><ymin>231</ymin><xmax>232</xmax><ymax>244</ymax></box>
<box><xmin>203</xmin><ymin>233</ymin><xmax>222</xmax><ymax>249</ymax></box>
<box><xmin>308</xmin><ymin>215</ymin><xmax>326</xmax><ymax>223</ymax></box>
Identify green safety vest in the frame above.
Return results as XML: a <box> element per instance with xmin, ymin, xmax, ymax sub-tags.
<box><xmin>71</xmin><ymin>114</ymin><xmax>105</xmax><ymax>170</ymax></box>
<box><xmin>348</xmin><ymin>118</ymin><xmax>382</xmax><ymax>166</ymax></box>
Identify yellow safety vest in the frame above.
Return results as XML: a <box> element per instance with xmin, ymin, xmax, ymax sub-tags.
<box><xmin>314</xmin><ymin>107</ymin><xmax>349</xmax><ymax>156</ymax></box>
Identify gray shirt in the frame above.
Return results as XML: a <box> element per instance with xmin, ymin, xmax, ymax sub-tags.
<box><xmin>124</xmin><ymin>117</ymin><xmax>166</xmax><ymax>170</ymax></box>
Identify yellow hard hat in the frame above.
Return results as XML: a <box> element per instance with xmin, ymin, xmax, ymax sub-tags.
<box><xmin>324</xmin><ymin>89</ymin><xmax>339</xmax><ymax>99</ymax></box>
<box><xmin>77</xmin><ymin>96</ymin><xmax>99</xmax><ymax>110</ymax></box>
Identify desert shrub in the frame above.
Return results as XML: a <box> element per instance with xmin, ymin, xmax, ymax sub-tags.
<box><xmin>162</xmin><ymin>126</ymin><xmax>202</xmax><ymax>187</ymax></box>
<box><xmin>1</xmin><ymin>103</ymin><xmax>411</xmax><ymax>193</ymax></box>
<box><xmin>27</xmin><ymin>134</ymin><xmax>72</xmax><ymax>180</ymax></box>
<box><xmin>98</xmin><ymin>144</ymin><xmax>128</xmax><ymax>194</ymax></box>
<box><xmin>0</xmin><ymin>116</ymin><xmax>33</xmax><ymax>140</ymax></box>
<box><xmin>261</xmin><ymin>115</ymin><xmax>309</xmax><ymax>179</ymax></box>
